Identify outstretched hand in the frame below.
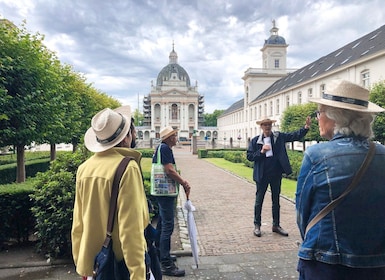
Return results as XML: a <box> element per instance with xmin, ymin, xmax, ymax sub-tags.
<box><xmin>305</xmin><ymin>115</ymin><xmax>312</xmax><ymax>129</ymax></box>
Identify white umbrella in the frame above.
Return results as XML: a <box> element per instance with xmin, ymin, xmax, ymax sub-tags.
<box><xmin>184</xmin><ymin>199</ymin><xmax>199</xmax><ymax>268</ymax></box>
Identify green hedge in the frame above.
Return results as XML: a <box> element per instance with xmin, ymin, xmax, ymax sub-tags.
<box><xmin>0</xmin><ymin>181</ymin><xmax>36</xmax><ymax>245</ymax></box>
<box><xmin>198</xmin><ymin>148</ymin><xmax>304</xmax><ymax>180</ymax></box>
<box><xmin>0</xmin><ymin>159</ymin><xmax>51</xmax><ymax>184</ymax></box>
<box><xmin>139</xmin><ymin>148</ymin><xmax>156</xmax><ymax>158</ymax></box>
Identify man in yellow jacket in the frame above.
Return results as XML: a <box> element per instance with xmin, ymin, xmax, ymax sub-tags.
<box><xmin>71</xmin><ymin>105</ymin><xmax>149</xmax><ymax>279</ymax></box>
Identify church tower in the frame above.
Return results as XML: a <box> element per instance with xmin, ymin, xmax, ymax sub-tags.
<box><xmin>261</xmin><ymin>19</ymin><xmax>288</xmax><ymax>73</ymax></box>
<box><xmin>242</xmin><ymin>20</ymin><xmax>289</xmax><ymax>105</ymax></box>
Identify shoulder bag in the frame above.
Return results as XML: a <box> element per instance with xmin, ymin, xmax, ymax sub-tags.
<box><xmin>150</xmin><ymin>145</ymin><xmax>179</xmax><ymax>197</ymax></box>
<box><xmin>93</xmin><ymin>157</ymin><xmax>152</xmax><ymax>280</ymax></box>
<box><xmin>304</xmin><ymin>141</ymin><xmax>376</xmax><ymax>238</ymax></box>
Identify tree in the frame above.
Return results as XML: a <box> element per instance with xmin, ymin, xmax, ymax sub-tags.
<box><xmin>370</xmin><ymin>80</ymin><xmax>385</xmax><ymax>143</ymax></box>
<box><xmin>280</xmin><ymin>103</ymin><xmax>320</xmax><ymax>150</ymax></box>
<box><xmin>0</xmin><ymin>23</ymin><xmax>65</xmax><ymax>182</ymax></box>
<box><xmin>203</xmin><ymin>109</ymin><xmax>224</xmax><ymax>126</ymax></box>
<box><xmin>39</xmin><ymin>64</ymin><xmax>82</xmax><ymax>160</ymax></box>
<box><xmin>132</xmin><ymin>108</ymin><xmax>144</xmax><ymax>126</ymax></box>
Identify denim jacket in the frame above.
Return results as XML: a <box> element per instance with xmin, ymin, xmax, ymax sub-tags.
<box><xmin>296</xmin><ymin>134</ymin><xmax>385</xmax><ymax>268</ymax></box>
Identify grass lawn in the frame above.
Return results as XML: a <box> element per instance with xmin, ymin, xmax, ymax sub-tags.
<box><xmin>140</xmin><ymin>157</ymin><xmax>297</xmax><ymax>200</ymax></box>
<box><xmin>204</xmin><ymin>158</ymin><xmax>297</xmax><ymax>200</ymax></box>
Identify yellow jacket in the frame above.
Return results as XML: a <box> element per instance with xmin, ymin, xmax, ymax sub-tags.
<box><xmin>72</xmin><ymin>148</ymin><xmax>150</xmax><ymax>279</ymax></box>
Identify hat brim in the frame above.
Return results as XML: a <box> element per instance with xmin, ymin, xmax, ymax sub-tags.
<box><xmin>256</xmin><ymin>119</ymin><xmax>277</xmax><ymax>125</ymax></box>
<box><xmin>308</xmin><ymin>98</ymin><xmax>385</xmax><ymax>113</ymax></box>
<box><xmin>84</xmin><ymin>106</ymin><xmax>132</xmax><ymax>153</ymax></box>
<box><xmin>161</xmin><ymin>129</ymin><xmax>179</xmax><ymax>140</ymax></box>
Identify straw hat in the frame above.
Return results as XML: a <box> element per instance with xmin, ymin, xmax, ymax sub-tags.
<box><xmin>84</xmin><ymin>105</ymin><xmax>131</xmax><ymax>152</ymax></box>
<box><xmin>256</xmin><ymin>118</ymin><xmax>277</xmax><ymax>125</ymax></box>
<box><xmin>160</xmin><ymin>126</ymin><xmax>178</xmax><ymax>140</ymax></box>
<box><xmin>309</xmin><ymin>79</ymin><xmax>385</xmax><ymax>113</ymax></box>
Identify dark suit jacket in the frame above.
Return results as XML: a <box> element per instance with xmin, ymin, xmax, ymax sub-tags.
<box><xmin>246</xmin><ymin>127</ymin><xmax>309</xmax><ymax>183</ymax></box>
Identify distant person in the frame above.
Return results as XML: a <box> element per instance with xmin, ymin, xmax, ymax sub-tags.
<box><xmin>247</xmin><ymin>116</ymin><xmax>311</xmax><ymax>237</ymax></box>
<box><xmin>296</xmin><ymin>79</ymin><xmax>385</xmax><ymax>279</ymax></box>
<box><xmin>153</xmin><ymin>126</ymin><xmax>191</xmax><ymax>277</ymax></box>
<box><xmin>72</xmin><ymin>106</ymin><xmax>149</xmax><ymax>279</ymax></box>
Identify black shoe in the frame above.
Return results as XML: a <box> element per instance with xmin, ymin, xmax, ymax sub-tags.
<box><xmin>161</xmin><ymin>263</ymin><xmax>185</xmax><ymax>277</ymax></box>
<box><xmin>170</xmin><ymin>254</ymin><xmax>177</xmax><ymax>262</ymax></box>
<box><xmin>253</xmin><ymin>225</ymin><xmax>261</xmax><ymax>237</ymax></box>
<box><xmin>272</xmin><ymin>226</ymin><xmax>289</xmax><ymax>236</ymax></box>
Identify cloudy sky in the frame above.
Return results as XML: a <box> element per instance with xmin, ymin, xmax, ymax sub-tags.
<box><xmin>1</xmin><ymin>0</ymin><xmax>384</xmax><ymax>113</ymax></box>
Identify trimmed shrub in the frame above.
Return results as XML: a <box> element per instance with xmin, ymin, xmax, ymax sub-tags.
<box><xmin>0</xmin><ymin>181</ymin><xmax>35</xmax><ymax>245</ymax></box>
<box><xmin>198</xmin><ymin>149</ymin><xmax>208</xmax><ymax>158</ymax></box>
<box><xmin>30</xmin><ymin>147</ymin><xmax>90</xmax><ymax>258</ymax></box>
<box><xmin>0</xmin><ymin>159</ymin><xmax>51</xmax><ymax>184</ymax></box>
<box><xmin>223</xmin><ymin>151</ymin><xmax>244</xmax><ymax>163</ymax></box>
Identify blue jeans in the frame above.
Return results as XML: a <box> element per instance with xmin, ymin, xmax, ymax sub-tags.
<box><xmin>156</xmin><ymin>196</ymin><xmax>175</xmax><ymax>265</ymax></box>
<box><xmin>254</xmin><ymin>175</ymin><xmax>282</xmax><ymax>226</ymax></box>
<box><xmin>297</xmin><ymin>259</ymin><xmax>385</xmax><ymax>280</ymax></box>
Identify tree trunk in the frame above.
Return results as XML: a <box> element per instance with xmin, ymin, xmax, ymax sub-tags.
<box><xmin>16</xmin><ymin>144</ymin><xmax>26</xmax><ymax>183</ymax></box>
<box><xmin>50</xmin><ymin>143</ymin><xmax>56</xmax><ymax>161</ymax></box>
<box><xmin>72</xmin><ymin>138</ymin><xmax>78</xmax><ymax>153</ymax></box>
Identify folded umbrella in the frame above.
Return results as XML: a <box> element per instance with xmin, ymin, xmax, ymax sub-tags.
<box><xmin>184</xmin><ymin>199</ymin><xmax>199</xmax><ymax>268</ymax></box>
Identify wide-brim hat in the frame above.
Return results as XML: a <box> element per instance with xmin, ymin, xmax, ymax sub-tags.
<box><xmin>309</xmin><ymin>79</ymin><xmax>385</xmax><ymax>113</ymax></box>
<box><xmin>160</xmin><ymin>126</ymin><xmax>178</xmax><ymax>140</ymax></box>
<box><xmin>256</xmin><ymin>118</ymin><xmax>277</xmax><ymax>125</ymax></box>
<box><xmin>84</xmin><ymin>105</ymin><xmax>132</xmax><ymax>153</ymax></box>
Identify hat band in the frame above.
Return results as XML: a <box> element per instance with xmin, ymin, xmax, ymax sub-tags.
<box><xmin>322</xmin><ymin>93</ymin><xmax>368</xmax><ymax>108</ymax></box>
<box><xmin>96</xmin><ymin>114</ymin><xmax>126</xmax><ymax>144</ymax></box>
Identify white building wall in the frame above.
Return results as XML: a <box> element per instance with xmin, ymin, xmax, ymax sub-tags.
<box><xmin>218</xmin><ymin>51</ymin><xmax>385</xmax><ymax>148</ymax></box>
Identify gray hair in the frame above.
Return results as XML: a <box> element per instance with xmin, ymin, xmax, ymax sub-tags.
<box><xmin>322</xmin><ymin>105</ymin><xmax>375</xmax><ymax>138</ymax></box>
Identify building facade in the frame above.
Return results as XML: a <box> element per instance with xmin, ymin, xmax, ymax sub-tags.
<box><xmin>138</xmin><ymin>45</ymin><xmax>217</xmax><ymax>145</ymax></box>
<box><xmin>218</xmin><ymin>22</ymin><xmax>385</xmax><ymax>149</ymax></box>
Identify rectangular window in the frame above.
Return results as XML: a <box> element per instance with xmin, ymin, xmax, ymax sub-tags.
<box><xmin>308</xmin><ymin>88</ymin><xmax>313</xmax><ymax>98</ymax></box>
<box><xmin>269</xmin><ymin>101</ymin><xmax>273</xmax><ymax>116</ymax></box>
<box><xmin>274</xmin><ymin>59</ymin><xmax>280</xmax><ymax>68</ymax></box>
<box><xmin>320</xmin><ymin>84</ymin><xmax>325</xmax><ymax>94</ymax></box>
<box><xmin>362</xmin><ymin>71</ymin><xmax>370</xmax><ymax>88</ymax></box>
<box><xmin>276</xmin><ymin>99</ymin><xmax>280</xmax><ymax>114</ymax></box>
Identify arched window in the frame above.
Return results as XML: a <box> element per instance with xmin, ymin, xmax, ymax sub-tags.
<box><xmin>171</xmin><ymin>104</ymin><xmax>178</xmax><ymax>120</ymax></box>
<box><xmin>154</xmin><ymin>104</ymin><xmax>161</xmax><ymax>121</ymax></box>
<box><xmin>188</xmin><ymin>104</ymin><xmax>194</xmax><ymax>120</ymax></box>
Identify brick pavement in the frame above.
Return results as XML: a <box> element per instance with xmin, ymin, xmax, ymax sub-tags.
<box><xmin>174</xmin><ymin>146</ymin><xmax>302</xmax><ymax>256</ymax></box>
<box><xmin>165</xmin><ymin>145</ymin><xmax>302</xmax><ymax>279</ymax></box>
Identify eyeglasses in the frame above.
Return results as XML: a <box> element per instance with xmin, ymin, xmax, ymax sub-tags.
<box><xmin>310</xmin><ymin>110</ymin><xmax>324</xmax><ymax>119</ymax></box>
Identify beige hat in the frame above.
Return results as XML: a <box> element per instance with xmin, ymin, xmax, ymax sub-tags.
<box><xmin>84</xmin><ymin>105</ymin><xmax>131</xmax><ymax>152</ymax></box>
<box><xmin>309</xmin><ymin>79</ymin><xmax>385</xmax><ymax>113</ymax></box>
<box><xmin>256</xmin><ymin>118</ymin><xmax>277</xmax><ymax>125</ymax></box>
<box><xmin>160</xmin><ymin>126</ymin><xmax>178</xmax><ymax>140</ymax></box>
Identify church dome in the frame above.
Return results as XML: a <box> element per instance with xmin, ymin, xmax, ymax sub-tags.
<box><xmin>156</xmin><ymin>46</ymin><xmax>191</xmax><ymax>87</ymax></box>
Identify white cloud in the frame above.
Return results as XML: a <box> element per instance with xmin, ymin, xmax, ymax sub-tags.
<box><xmin>1</xmin><ymin>0</ymin><xmax>385</xmax><ymax>113</ymax></box>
